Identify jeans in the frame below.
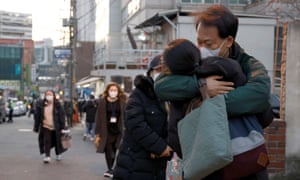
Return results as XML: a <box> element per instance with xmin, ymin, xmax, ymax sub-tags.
<box><xmin>84</xmin><ymin>122</ymin><xmax>95</xmax><ymax>137</ymax></box>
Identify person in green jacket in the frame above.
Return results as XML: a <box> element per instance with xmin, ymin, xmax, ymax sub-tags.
<box><xmin>154</xmin><ymin>4</ymin><xmax>270</xmax><ymax>180</ymax></box>
<box><xmin>154</xmin><ymin>4</ymin><xmax>270</xmax><ymax>117</ymax></box>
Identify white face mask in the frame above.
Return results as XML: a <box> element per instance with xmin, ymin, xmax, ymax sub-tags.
<box><xmin>108</xmin><ymin>91</ymin><xmax>118</xmax><ymax>98</ymax></box>
<box><xmin>152</xmin><ymin>73</ymin><xmax>160</xmax><ymax>81</ymax></box>
<box><xmin>200</xmin><ymin>40</ymin><xmax>226</xmax><ymax>58</ymax></box>
<box><xmin>46</xmin><ymin>95</ymin><xmax>53</xmax><ymax>101</ymax></box>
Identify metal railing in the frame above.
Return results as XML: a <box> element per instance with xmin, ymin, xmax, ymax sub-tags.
<box><xmin>94</xmin><ymin>49</ymin><xmax>163</xmax><ymax>70</ymax></box>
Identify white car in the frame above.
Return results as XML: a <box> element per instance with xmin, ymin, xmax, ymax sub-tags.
<box><xmin>6</xmin><ymin>100</ymin><xmax>27</xmax><ymax>116</ymax></box>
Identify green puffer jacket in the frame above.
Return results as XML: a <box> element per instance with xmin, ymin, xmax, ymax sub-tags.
<box><xmin>154</xmin><ymin>43</ymin><xmax>271</xmax><ymax>117</ymax></box>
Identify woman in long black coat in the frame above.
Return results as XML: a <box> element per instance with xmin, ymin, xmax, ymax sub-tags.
<box><xmin>33</xmin><ymin>90</ymin><xmax>67</xmax><ymax>163</ymax></box>
<box><xmin>113</xmin><ymin>55</ymin><xmax>172</xmax><ymax>180</ymax></box>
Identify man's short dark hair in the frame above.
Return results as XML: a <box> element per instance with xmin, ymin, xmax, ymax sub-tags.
<box><xmin>195</xmin><ymin>5</ymin><xmax>238</xmax><ymax>39</ymax></box>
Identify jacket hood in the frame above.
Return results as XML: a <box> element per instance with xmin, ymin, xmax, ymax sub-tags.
<box><xmin>134</xmin><ymin>75</ymin><xmax>156</xmax><ymax>99</ymax></box>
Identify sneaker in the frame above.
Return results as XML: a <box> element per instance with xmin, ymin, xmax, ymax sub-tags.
<box><xmin>43</xmin><ymin>157</ymin><xmax>51</xmax><ymax>163</ymax></box>
<box><xmin>56</xmin><ymin>155</ymin><xmax>62</xmax><ymax>161</ymax></box>
<box><xmin>103</xmin><ymin>170</ymin><xmax>113</xmax><ymax>178</ymax></box>
<box><xmin>90</xmin><ymin>137</ymin><xmax>94</xmax><ymax>141</ymax></box>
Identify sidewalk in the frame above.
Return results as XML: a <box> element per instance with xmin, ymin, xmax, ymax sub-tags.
<box><xmin>0</xmin><ymin>116</ymin><xmax>109</xmax><ymax>180</ymax></box>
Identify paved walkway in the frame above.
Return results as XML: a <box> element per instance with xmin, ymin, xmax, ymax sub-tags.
<box><xmin>0</xmin><ymin>115</ymin><xmax>109</xmax><ymax>180</ymax></box>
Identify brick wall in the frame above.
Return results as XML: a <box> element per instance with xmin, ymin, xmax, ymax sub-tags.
<box><xmin>264</xmin><ymin>119</ymin><xmax>286</xmax><ymax>173</ymax></box>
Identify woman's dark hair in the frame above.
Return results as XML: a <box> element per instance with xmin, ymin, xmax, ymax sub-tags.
<box><xmin>102</xmin><ymin>82</ymin><xmax>125</xmax><ymax>99</ymax></box>
<box><xmin>162</xmin><ymin>38</ymin><xmax>201</xmax><ymax>75</ymax></box>
<box><xmin>194</xmin><ymin>5</ymin><xmax>238</xmax><ymax>39</ymax></box>
<box><xmin>43</xmin><ymin>90</ymin><xmax>57</xmax><ymax>106</ymax></box>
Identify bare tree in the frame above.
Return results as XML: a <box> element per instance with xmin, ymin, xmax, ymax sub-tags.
<box><xmin>264</xmin><ymin>0</ymin><xmax>300</xmax><ymax>21</ymax></box>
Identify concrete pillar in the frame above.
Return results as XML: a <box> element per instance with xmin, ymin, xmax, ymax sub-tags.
<box><xmin>285</xmin><ymin>20</ymin><xmax>300</xmax><ymax>170</ymax></box>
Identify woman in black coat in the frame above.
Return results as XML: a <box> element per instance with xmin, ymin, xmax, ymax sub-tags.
<box><xmin>113</xmin><ymin>55</ymin><xmax>172</xmax><ymax>180</ymax></box>
<box><xmin>33</xmin><ymin>90</ymin><xmax>67</xmax><ymax>163</ymax></box>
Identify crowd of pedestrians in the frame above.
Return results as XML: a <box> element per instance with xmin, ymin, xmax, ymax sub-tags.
<box><xmin>26</xmin><ymin>4</ymin><xmax>273</xmax><ymax>180</ymax></box>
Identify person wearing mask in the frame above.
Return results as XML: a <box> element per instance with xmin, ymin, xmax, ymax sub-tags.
<box><xmin>154</xmin><ymin>5</ymin><xmax>271</xmax><ymax>180</ymax></box>
<box><xmin>33</xmin><ymin>90</ymin><xmax>67</xmax><ymax>163</ymax></box>
<box><xmin>113</xmin><ymin>55</ymin><xmax>172</xmax><ymax>180</ymax></box>
<box><xmin>94</xmin><ymin>82</ymin><xmax>127</xmax><ymax>178</ymax></box>
<box><xmin>82</xmin><ymin>94</ymin><xmax>97</xmax><ymax>141</ymax></box>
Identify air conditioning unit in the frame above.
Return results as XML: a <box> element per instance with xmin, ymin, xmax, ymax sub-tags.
<box><xmin>62</xmin><ymin>18</ymin><xmax>70</xmax><ymax>27</ymax></box>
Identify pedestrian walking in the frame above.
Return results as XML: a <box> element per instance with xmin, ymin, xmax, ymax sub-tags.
<box><xmin>82</xmin><ymin>94</ymin><xmax>97</xmax><ymax>141</ymax></box>
<box><xmin>33</xmin><ymin>90</ymin><xmax>68</xmax><ymax>163</ymax></box>
<box><xmin>7</xmin><ymin>99</ymin><xmax>14</xmax><ymax>123</ymax></box>
<box><xmin>113</xmin><ymin>55</ymin><xmax>172</xmax><ymax>180</ymax></box>
<box><xmin>72</xmin><ymin>98</ymin><xmax>80</xmax><ymax>125</ymax></box>
<box><xmin>64</xmin><ymin>97</ymin><xmax>73</xmax><ymax>127</ymax></box>
<box><xmin>28</xmin><ymin>97</ymin><xmax>37</xmax><ymax>118</ymax></box>
<box><xmin>94</xmin><ymin>82</ymin><xmax>127</xmax><ymax>178</ymax></box>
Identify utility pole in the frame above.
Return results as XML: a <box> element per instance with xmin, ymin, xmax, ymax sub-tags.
<box><xmin>69</xmin><ymin>0</ymin><xmax>77</xmax><ymax>100</ymax></box>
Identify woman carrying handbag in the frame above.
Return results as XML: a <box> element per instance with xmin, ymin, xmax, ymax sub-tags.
<box><xmin>33</xmin><ymin>90</ymin><xmax>68</xmax><ymax>163</ymax></box>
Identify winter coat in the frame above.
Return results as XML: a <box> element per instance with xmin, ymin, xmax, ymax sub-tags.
<box><xmin>154</xmin><ymin>42</ymin><xmax>271</xmax><ymax>116</ymax></box>
<box><xmin>154</xmin><ymin>42</ymin><xmax>271</xmax><ymax>179</ymax></box>
<box><xmin>113</xmin><ymin>75</ymin><xmax>168</xmax><ymax>180</ymax></box>
<box><xmin>33</xmin><ymin>99</ymin><xmax>67</xmax><ymax>155</ymax></box>
<box><xmin>83</xmin><ymin>100</ymin><xmax>97</xmax><ymax>123</ymax></box>
<box><xmin>94</xmin><ymin>94</ymin><xmax>126</xmax><ymax>153</ymax></box>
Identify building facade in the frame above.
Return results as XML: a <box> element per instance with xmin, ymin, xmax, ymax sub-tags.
<box><xmin>90</xmin><ymin>0</ymin><xmax>277</xmax><ymax>93</ymax></box>
<box><xmin>76</xmin><ymin>0</ymin><xmax>96</xmax><ymax>42</ymax></box>
<box><xmin>0</xmin><ymin>11</ymin><xmax>32</xmax><ymax>40</ymax></box>
<box><xmin>0</xmin><ymin>11</ymin><xmax>33</xmax><ymax>99</ymax></box>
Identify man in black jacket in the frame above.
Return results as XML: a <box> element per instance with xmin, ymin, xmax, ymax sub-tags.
<box><xmin>82</xmin><ymin>95</ymin><xmax>97</xmax><ymax>141</ymax></box>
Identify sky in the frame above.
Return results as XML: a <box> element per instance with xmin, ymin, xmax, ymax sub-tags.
<box><xmin>0</xmin><ymin>0</ymin><xmax>70</xmax><ymax>46</ymax></box>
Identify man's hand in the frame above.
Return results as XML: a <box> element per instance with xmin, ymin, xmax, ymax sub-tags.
<box><xmin>206</xmin><ymin>76</ymin><xmax>234</xmax><ymax>97</ymax></box>
<box><xmin>159</xmin><ymin>145</ymin><xmax>173</xmax><ymax>158</ymax></box>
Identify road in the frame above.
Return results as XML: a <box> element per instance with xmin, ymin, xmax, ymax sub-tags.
<box><xmin>0</xmin><ymin>115</ymin><xmax>110</xmax><ymax>180</ymax></box>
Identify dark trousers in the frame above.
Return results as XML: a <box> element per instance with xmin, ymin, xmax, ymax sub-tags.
<box><xmin>66</xmin><ymin>113</ymin><xmax>72</xmax><ymax>127</ymax></box>
<box><xmin>104</xmin><ymin>133</ymin><xmax>118</xmax><ymax>170</ymax></box>
<box><xmin>43</xmin><ymin>127</ymin><xmax>58</xmax><ymax>157</ymax></box>
<box><xmin>8</xmin><ymin>109</ymin><xmax>13</xmax><ymax>121</ymax></box>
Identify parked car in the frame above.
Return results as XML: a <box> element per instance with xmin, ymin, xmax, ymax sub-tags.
<box><xmin>6</xmin><ymin>99</ymin><xmax>27</xmax><ymax>116</ymax></box>
<box><xmin>0</xmin><ymin>96</ymin><xmax>6</xmax><ymax>122</ymax></box>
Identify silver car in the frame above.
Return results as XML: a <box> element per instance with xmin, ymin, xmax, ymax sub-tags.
<box><xmin>6</xmin><ymin>99</ymin><xmax>27</xmax><ymax>116</ymax></box>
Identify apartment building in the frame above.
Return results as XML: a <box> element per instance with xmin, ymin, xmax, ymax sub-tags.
<box><xmin>0</xmin><ymin>11</ymin><xmax>32</xmax><ymax>40</ymax></box>
<box><xmin>89</xmin><ymin>0</ymin><xmax>276</xmax><ymax>95</ymax></box>
<box><xmin>76</xmin><ymin>0</ymin><xmax>96</xmax><ymax>42</ymax></box>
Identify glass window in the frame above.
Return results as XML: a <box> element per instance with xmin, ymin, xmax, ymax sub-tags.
<box><xmin>182</xmin><ymin>0</ymin><xmax>191</xmax><ymax>2</ymax></box>
<box><xmin>229</xmin><ymin>0</ymin><xmax>238</xmax><ymax>4</ymax></box>
<box><xmin>239</xmin><ymin>0</ymin><xmax>249</xmax><ymax>4</ymax></box>
<box><xmin>273</xmin><ymin>26</ymin><xmax>283</xmax><ymax>90</ymax></box>
<box><xmin>192</xmin><ymin>0</ymin><xmax>202</xmax><ymax>2</ymax></box>
<box><xmin>205</xmin><ymin>0</ymin><xmax>215</xmax><ymax>3</ymax></box>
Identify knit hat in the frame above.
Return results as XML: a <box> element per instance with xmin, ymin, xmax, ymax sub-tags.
<box><xmin>147</xmin><ymin>54</ymin><xmax>162</xmax><ymax>76</ymax></box>
<box><xmin>163</xmin><ymin>39</ymin><xmax>201</xmax><ymax>75</ymax></box>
